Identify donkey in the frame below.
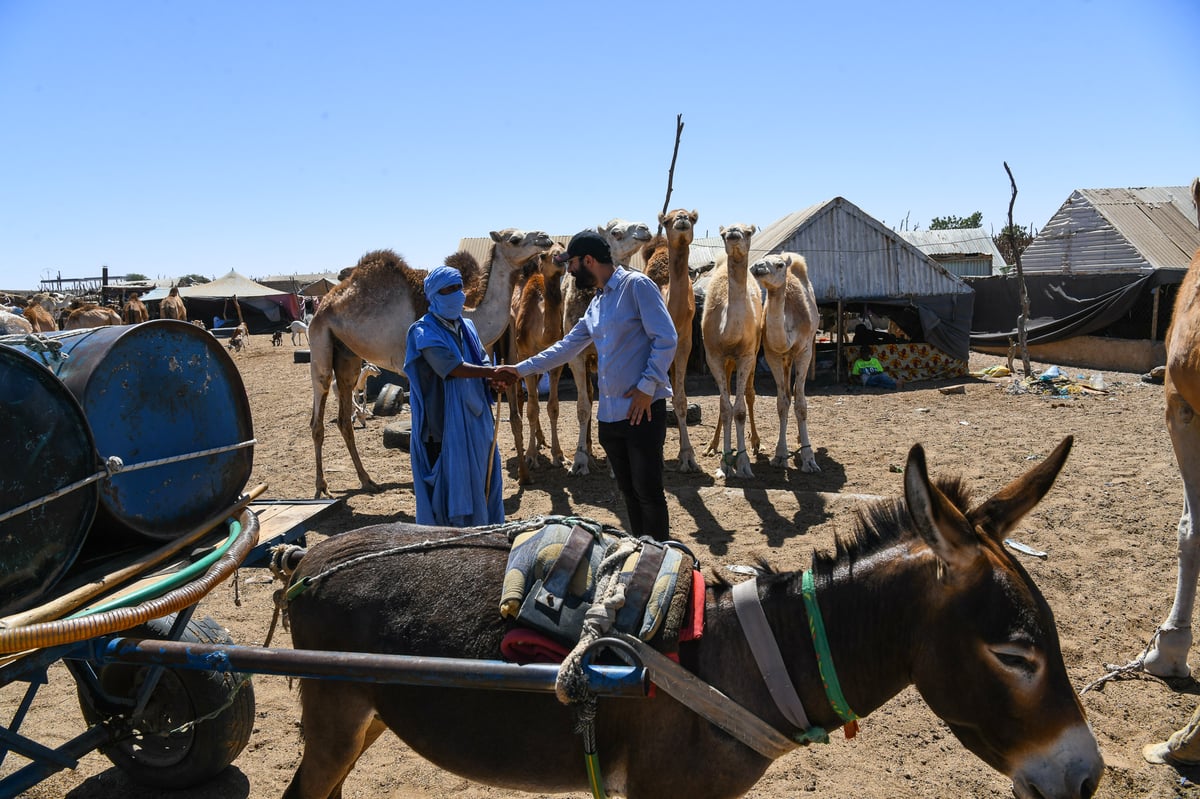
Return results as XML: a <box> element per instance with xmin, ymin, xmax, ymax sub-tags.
<box><xmin>282</xmin><ymin>437</ymin><xmax>1102</xmax><ymax>799</ymax></box>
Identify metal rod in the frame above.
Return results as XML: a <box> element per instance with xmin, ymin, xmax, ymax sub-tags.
<box><xmin>92</xmin><ymin>638</ymin><xmax>649</xmax><ymax>699</ymax></box>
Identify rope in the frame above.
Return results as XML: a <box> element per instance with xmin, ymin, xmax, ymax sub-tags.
<box><xmin>20</xmin><ymin>333</ymin><xmax>68</xmax><ymax>362</ymax></box>
<box><xmin>555</xmin><ymin>537</ymin><xmax>640</xmax><ymax>706</ymax></box>
<box><xmin>1081</xmin><ymin>627</ymin><xmax>1165</xmax><ymax>694</ymax></box>
<box><xmin>0</xmin><ymin>438</ymin><xmax>257</xmax><ymax>525</ymax></box>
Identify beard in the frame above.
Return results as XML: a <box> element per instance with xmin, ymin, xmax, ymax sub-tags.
<box><xmin>572</xmin><ymin>268</ymin><xmax>597</xmax><ymax>290</ymax></box>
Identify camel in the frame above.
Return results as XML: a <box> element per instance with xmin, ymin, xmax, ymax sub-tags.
<box><xmin>290</xmin><ymin>320</ymin><xmax>309</xmax><ymax>346</ymax></box>
<box><xmin>160</xmin><ymin>287</ymin><xmax>187</xmax><ymax>320</ymax></box>
<box><xmin>63</xmin><ymin>302</ymin><xmax>122</xmax><ymax>330</ymax></box>
<box><xmin>506</xmin><ymin>246</ymin><xmax>566</xmax><ymax>483</ymax></box>
<box><xmin>22</xmin><ymin>298</ymin><xmax>57</xmax><ymax>332</ymax></box>
<box><xmin>122</xmin><ymin>293</ymin><xmax>149</xmax><ymax>324</ymax></box>
<box><xmin>1143</xmin><ymin>177</ymin><xmax>1200</xmax><ymax>678</ymax></box>
<box><xmin>701</xmin><ymin>223</ymin><xmax>763</xmax><ymax>479</ymax></box>
<box><xmin>308</xmin><ymin>229</ymin><xmax>553</xmax><ymax>498</ymax></box>
<box><xmin>647</xmin><ymin>209</ymin><xmax>705</xmax><ymax>473</ymax></box>
<box><xmin>750</xmin><ymin>251</ymin><xmax>821</xmax><ymax>472</ymax></box>
<box><xmin>0</xmin><ymin>309</ymin><xmax>33</xmax><ymax>335</ymax></box>
<box><xmin>560</xmin><ymin>218</ymin><xmax>655</xmax><ymax>476</ymax></box>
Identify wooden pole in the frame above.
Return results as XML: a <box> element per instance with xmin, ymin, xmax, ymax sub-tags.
<box><xmin>485</xmin><ymin>361</ymin><xmax>503</xmax><ymax>504</ymax></box>
<box><xmin>656</xmin><ymin>115</ymin><xmax>685</xmax><ymax>236</ymax></box>
<box><xmin>1004</xmin><ymin>162</ymin><xmax>1032</xmax><ymax>377</ymax></box>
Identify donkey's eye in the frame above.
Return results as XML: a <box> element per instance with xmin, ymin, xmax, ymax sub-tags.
<box><xmin>992</xmin><ymin>646</ymin><xmax>1038</xmax><ymax>675</ymax></box>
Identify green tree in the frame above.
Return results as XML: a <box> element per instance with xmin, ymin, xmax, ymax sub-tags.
<box><xmin>179</xmin><ymin>274</ymin><xmax>211</xmax><ymax>285</ymax></box>
<box><xmin>994</xmin><ymin>224</ymin><xmax>1034</xmax><ymax>266</ymax></box>
<box><xmin>124</xmin><ymin>272</ymin><xmax>150</xmax><ymax>281</ymax></box>
<box><xmin>929</xmin><ymin>212</ymin><xmax>983</xmax><ymax>230</ymax></box>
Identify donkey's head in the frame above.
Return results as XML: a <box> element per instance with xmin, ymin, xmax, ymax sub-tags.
<box><xmin>902</xmin><ymin>436</ymin><xmax>1102</xmax><ymax>798</ymax></box>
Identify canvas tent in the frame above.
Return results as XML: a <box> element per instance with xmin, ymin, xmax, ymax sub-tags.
<box><xmin>141</xmin><ymin>271</ymin><xmax>302</xmax><ymax>333</ymax></box>
<box><xmin>750</xmin><ymin>197</ymin><xmax>975</xmax><ymax>364</ymax></box>
<box><xmin>970</xmin><ymin>186</ymin><xmax>1198</xmax><ymax>349</ymax></box>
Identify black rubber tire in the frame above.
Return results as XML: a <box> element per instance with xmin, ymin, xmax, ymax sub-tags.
<box><xmin>77</xmin><ymin>614</ymin><xmax>256</xmax><ymax>789</ymax></box>
<box><xmin>293</xmin><ymin>349</ymin><xmax>310</xmax><ymax>364</ymax></box>
<box><xmin>382</xmin><ymin>419</ymin><xmax>411</xmax><ymax>451</ymax></box>
<box><xmin>373</xmin><ymin>383</ymin><xmax>405</xmax><ymax>417</ymax></box>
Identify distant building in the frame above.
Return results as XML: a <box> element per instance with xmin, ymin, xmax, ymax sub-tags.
<box><xmin>898</xmin><ymin>228</ymin><xmax>1006</xmax><ymax>277</ymax></box>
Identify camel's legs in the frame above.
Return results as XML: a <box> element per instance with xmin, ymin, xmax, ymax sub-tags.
<box><xmin>506</xmin><ymin>381</ymin><xmax>529</xmax><ymax>485</ymax></box>
<box><xmin>568</xmin><ymin>352</ymin><xmax>594</xmax><ymax>476</ymax></box>
<box><xmin>766</xmin><ymin>351</ymin><xmax>792</xmax><ymax>468</ymax></box>
<box><xmin>521</xmin><ymin>374</ymin><xmax>542</xmax><ymax>478</ymax></box>
<box><xmin>310</xmin><ymin>344</ymin><xmax>335</xmax><ymax>499</ymax></box>
<box><xmin>673</xmin><ymin>335</ymin><xmax>699</xmax><ymax>473</ymax></box>
<box><xmin>791</xmin><ymin>343</ymin><xmax>820</xmax><ymax>473</ymax></box>
<box><xmin>331</xmin><ymin>349</ymin><xmax>378</xmax><ymax>493</ymax></box>
<box><xmin>547</xmin><ymin>365</ymin><xmax>564</xmax><ymax>466</ymax></box>
<box><xmin>1146</xmin><ymin>393</ymin><xmax>1200</xmax><ymax>677</ymax></box>
<box><xmin>282</xmin><ymin>683</ymin><xmax>381</xmax><ymax>799</ymax></box>
<box><xmin>730</xmin><ymin>355</ymin><xmax>755</xmax><ymax>478</ymax></box>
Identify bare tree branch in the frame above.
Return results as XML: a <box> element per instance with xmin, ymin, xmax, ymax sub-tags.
<box><xmin>656</xmin><ymin>115</ymin><xmax>685</xmax><ymax>236</ymax></box>
<box><xmin>1004</xmin><ymin>161</ymin><xmax>1031</xmax><ymax>376</ymax></box>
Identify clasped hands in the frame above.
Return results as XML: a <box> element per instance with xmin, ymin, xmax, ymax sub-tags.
<box><xmin>488</xmin><ymin>364</ymin><xmax>521</xmax><ymax>392</ymax></box>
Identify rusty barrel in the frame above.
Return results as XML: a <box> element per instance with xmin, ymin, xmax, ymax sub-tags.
<box><xmin>3</xmin><ymin>320</ymin><xmax>254</xmax><ymax>544</ymax></box>
<box><xmin>0</xmin><ymin>343</ymin><xmax>100</xmax><ymax>615</ymax></box>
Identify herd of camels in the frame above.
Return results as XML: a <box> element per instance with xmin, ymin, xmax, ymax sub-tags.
<box><xmin>304</xmin><ymin>183</ymin><xmax>1200</xmax><ymax>686</ymax></box>
<box><xmin>306</xmin><ymin>213</ymin><xmax>823</xmax><ymax>500</ymax></box>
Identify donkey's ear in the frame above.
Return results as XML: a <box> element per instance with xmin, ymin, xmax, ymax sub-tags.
<box><xmin>969</xmin><ymin>436</ymin><xmax>1072</xmax><ymax>542</ymax></box>
<box><xmin>904</xmin><ymin>443</ymin><xmax>978</xmax><ymax>572</ymax></box>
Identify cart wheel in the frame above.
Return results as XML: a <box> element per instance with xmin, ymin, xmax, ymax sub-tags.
<box><xmin>76</xmin><ymin>614</ymin><xmax>255</xmax><ymax>789</ymax></box>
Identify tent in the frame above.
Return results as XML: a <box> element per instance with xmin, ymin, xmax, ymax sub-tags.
<box><xmin>142</xmin><ymin>271</ymin><xmax>302</xmax><ymax>333</ymax></box>
<box><xmin>300</xmin><ymin>276</ymin><xmax>339</xmax><ymax>297</ymax></box>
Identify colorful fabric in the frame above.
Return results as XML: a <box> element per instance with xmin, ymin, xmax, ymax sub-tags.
<box><xmin>847</xmin><ymin>343</ymin><xmax>967</xmax><ymax>383</ymax></box>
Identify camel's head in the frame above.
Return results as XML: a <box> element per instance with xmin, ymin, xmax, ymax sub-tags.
<box><xmin>490</xmin><ymin>228</ymin><xmax>555</xmax><ymax>270</ymax></box>
<box><xmin>659</xmin><ymin>209</ymin><xmax>698</xmax><ymax>247</ymax></box>
<box><xmin>719</xmin><ymin>223</ymin><xmax>757</xmax><ymax>258</ymax></box>
<box><xmin>597</xmin><ymin>219</ymin><xmax>653</xmax><ymax>266</ymax></box>
<box><xmin>749</xmin><ymin>253</ymin><xmax>794</xmax><ymax>291</ymax></box>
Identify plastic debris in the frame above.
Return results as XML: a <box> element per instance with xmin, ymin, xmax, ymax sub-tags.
<box><xmin>1004</xmin><ymin>538</ymin><xmax>1048</xmax><ymax>559</ymax></box>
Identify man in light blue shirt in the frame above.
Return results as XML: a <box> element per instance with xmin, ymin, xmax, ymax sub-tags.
<box><xmin>498</xmin><ymin>230</ymin><xmax>677</xmax><ymax>540</ymax></box>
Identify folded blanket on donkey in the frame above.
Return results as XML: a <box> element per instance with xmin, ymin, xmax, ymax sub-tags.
<box><xmin>499</xmin><ymin>520</ymin><xmax>696</xmax><ymax>660</ymax></box>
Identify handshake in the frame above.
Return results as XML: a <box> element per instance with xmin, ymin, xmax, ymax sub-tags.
<box><xmin>487</xmin><ymin>364</ymin><xmax>522</xmax><ymax>392</ymax></box>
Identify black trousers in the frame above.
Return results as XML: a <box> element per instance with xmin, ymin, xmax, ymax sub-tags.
<box><xmin>598</xmin><ymin>399</ymin><xmax>669</xmax><ymax>541</ymax></box>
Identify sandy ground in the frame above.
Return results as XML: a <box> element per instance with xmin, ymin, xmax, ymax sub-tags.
<box><xmin>6</xmin><ymin>336</ymin><xmax>1200</xmax><ymax>798</ymax></box>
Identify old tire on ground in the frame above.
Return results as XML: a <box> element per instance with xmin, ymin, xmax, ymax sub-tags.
<box><xmin>76</xmin><ymin>614</ymin><xmax>255</xmax><ymax>789</ymax></box>
<box><xmin>665</xmin><ymin>402</ymin><xmax>702</xmax><ymax>426</ymax></box>
<box><xmin>373</xmin><ymin>383</ymin><xmax>405</xmax><ymax>417</ymax></box>
<box><xmin>293</xmin><ymin>349</ymin><xmax>310</xmax><ymax>364</ymax></box>
<box><xmin>382</xmin><ymin>419</ymin><xmax>411</xmax><ymax>451</ymax></box>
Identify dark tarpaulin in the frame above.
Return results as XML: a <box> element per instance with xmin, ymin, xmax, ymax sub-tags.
<box><xmin>837</xmin><ymin>294</ymin><xmax>975</xmax><ymax>362</ymax></box>
<box><xmin>969</xmin><ymin>270</ymin><xmax>1186</xmax><ymax>347</ymax></box>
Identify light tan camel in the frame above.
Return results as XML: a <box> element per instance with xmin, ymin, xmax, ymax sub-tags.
<box><xmin>561</xmin><ymin>219</ymin><xmax>655</xmax><ymax>476</ymax></box>
<box><xmin>63</xmin><ymin>302</ymin><xmax>122</xmax><ymax>330</ymax></box>
<box><xmin>309</xmin><ymin>229</ymin><xmax>553</xmax><ymax>498</ymax></box>
<box><xmin>647</xmin><ymin>209</ymin><xmax>704</xmax><ymax>473</ymax></box>
<box><xmin>701</xmin><ymin>223</ymin><xmax>763</xmax><ymax>479</ymax></box>
<box><xmin>506</xmin><ymin>246</ymin><xmax>566</xmax><ymax>483</ymax></box>
<box><xmin>750</xmin><ymin>251</ymin><xmax>821</xmax><ymax>472</ymax></box>
<box><xmin>22</xmin><ymin>298</ymin><xmax>57</xmax><ymax>332</ymax></box>
<box><xmin>1144</xmin><ymin>177</ymin><xmax>1200</xmax><ymax>678</ymax></box>
<box><xmin>160</xmin><ymin>287</ymin><xmax>187</xmax><ymax>320</ymax></box>
<box><xmin>122</xmin><ymin>293</ymin><xmax>149</xmax><ymax>324</ymax></box>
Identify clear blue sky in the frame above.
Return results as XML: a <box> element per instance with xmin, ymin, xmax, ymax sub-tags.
<box><xmin>1</xmin><ymin>0</ymin><xmax>1196</xmax><ymax>291</ymax></box>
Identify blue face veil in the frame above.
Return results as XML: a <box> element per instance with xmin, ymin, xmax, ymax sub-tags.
<box><xmin>424</xmin><ymin>266</ymin><xmax>467</xmax><ymax>321</ymax></box>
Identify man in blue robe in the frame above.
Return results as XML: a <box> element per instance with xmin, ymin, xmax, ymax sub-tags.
<box><xmin>404</xmin><ymin>266</ymin><xmax>508</xmax><ymax>526</ymax></box>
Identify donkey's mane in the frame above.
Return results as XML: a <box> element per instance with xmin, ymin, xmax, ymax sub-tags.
<box><xmin>708</xmin><ymin>475</ymin><xmax>973</xmax><ymax>593</ymax></box>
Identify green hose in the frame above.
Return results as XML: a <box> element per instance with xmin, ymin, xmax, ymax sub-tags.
<box><xmin>66</xmin><ymin>519</ymin><xmax>241</xmax><ymax>619</ymax></box>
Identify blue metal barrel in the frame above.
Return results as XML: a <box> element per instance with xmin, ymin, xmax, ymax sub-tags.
<box><xmin>4</xmin><ymin>320</ymin><xmax>254</xmax><ymax>542</ymax></box>
<box><xmin>0</xmin><ymin>344</ymin><xmax>99</xmax><ymax>615</ymax></box>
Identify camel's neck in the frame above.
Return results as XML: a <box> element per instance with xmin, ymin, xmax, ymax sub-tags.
<box><xmin>465</xmin><ymin>251</ymin><xmax>525</xmax><ymax>348</ymax></box>
<box><xmin>668</xmin><ymin>240</ymin><xmax>692</xmax><ymax>286</ymax></box>
<box><xmin>726</xmin><ymin>253</ymin><xmax>751</xmax><ymax>297</ymax></box>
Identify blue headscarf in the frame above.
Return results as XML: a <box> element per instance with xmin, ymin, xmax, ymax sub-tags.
<box><xmin>424</xmin><ymin>266</ymin><xmax>466</xmax><ymax>321</ymax></box>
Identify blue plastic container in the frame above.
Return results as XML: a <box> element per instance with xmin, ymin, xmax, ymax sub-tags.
<box><xmin>0</xmin><ymin>344</ymin><xmax>100</xmax><ymax>615</ymax></box>
<box><xmin>3</xmin><ymin>320</ymin><xmax>254</xmax><ymax>542</ymax></box>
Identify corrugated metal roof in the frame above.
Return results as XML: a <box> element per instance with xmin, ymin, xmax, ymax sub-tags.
<box><xmin>1020</xmin><ymin>186</ymin><xmax>1200</xmax><ymax>274</ymax></box>
<box><xmin>898</xmin><ymin>228</ymin><xmax>1006</xmax><ymax>274</ymax></box>
<box><xmin>750</xmin><ymin>197</ymin><xmax>972</xmax><ymax>302</ymax></box>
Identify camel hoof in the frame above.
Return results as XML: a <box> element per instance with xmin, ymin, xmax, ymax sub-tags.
<box><xmin>770</xmin><ymin>455</ymin><xmax>787</xmax><ymax>468</ymax></box>
<box><xmin>569</xmin><ymin>453</ymin><xmax>591</xmax><ymax>476</ymax></box>
<box><xmin>797</xmin><ymin>454</ymin><xmax>821</xmax><ymax>473</ymax></box>
<box><xmin>677</xmin><ymin>450</ymin><xmax>701</xmax><ymax>473</ymax></box>
<box><xmin>1145</xmin><ymin>629</ymin><xmax>1194</xmax><ymax>678</ymax></box>
<box><xmin>362</xmin><ymin>479</ymin><xmax>382</xmax><ymax>494</ymax></box>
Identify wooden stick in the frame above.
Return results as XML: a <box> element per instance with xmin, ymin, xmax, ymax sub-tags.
<box><xmin>485</xmin><ymin>362</ymin><xmax>503</xmax><ymax>503</ymax></box>
<box><xmin>0</xmin><ymin>483</ymin><xmax>268</xmax><ymax>629</ymax></box>
<box><xmin>656</xmin><ymin>114</ymin><xmax>685</xmax><ymax>236</ymax></box>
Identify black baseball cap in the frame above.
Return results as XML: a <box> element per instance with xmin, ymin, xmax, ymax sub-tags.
<box><xmin>554</xmin><ymin>230</ymin><xmax>612</xmax><ymax>264</ymax></box>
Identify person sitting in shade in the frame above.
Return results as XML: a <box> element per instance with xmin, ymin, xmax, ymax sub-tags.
<box><xmin>851</xmin><ymin>345</ymin><xmax>900</xmax><ymax>390</ymax></box>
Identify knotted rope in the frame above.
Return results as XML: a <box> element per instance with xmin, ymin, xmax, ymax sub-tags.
<box><xmin>555</xmin><ymin>536</ymin><xmax>640</xmax><ymax>706</ymax></box>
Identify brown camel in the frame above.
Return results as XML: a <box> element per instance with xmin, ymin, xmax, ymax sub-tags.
<box><xmin>702</xmin><ymin>223</ymin><xmax>763</xmax><ymax>479</ymax></box>
<box><xmin>1144</xmin><ymin>177</ymin><xmax>1200</xmax><ymax>677</ymax></box>
<box><xmin>22</xmin><ymin>298</ymin><xmax>57</xmax><ymax>332</ymax></box>
<box><xmin>750</xmin><ymin>251</ymin><xmax>821</xmax><ymax>472</ymax></box>
<box><xmin>506</xmin><ymin>245</ymin><xmax>566</xmax><ymax>483</ymax></box>
<box><xmin>309</xmin><ymin>229</ymin><xmax>553</xmax><ymax>498</ymax></box>
<box><xmin>649</xmin><ymin>209</ymin><xmax>704</xmax><ymax>473</ymax></box>
<box><xmin>122</xmin><ymin>293</ymin><xmax>149</xmax><ymax>324</ymax></box>
<box><xmin>160</xmin><ymin>287</ymin><xmax>187</xmax><ymax>320</ymax></box>
<box><xmin>562</xmin><ymin>218</ymin><xmax>655</xmax><ymax>476</ymax></box>
<box><xmin>63</xmin><ymin>302</ymin><xmax>122</xmax><ymax>330</ymax></box>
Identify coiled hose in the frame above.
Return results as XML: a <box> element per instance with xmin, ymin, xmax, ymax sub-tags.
<box><xmin>0</xmin><ymin>508</ymin><xmax>259</xmax><ymax>655</ymax></box>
